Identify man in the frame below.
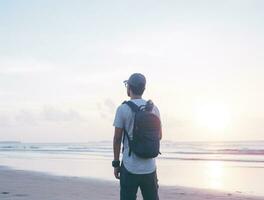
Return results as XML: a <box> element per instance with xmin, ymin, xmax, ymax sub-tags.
<box><xmin>113</xmin><ymin>73</ymin><xmax>162</xmax><ymax>200</ymax></box>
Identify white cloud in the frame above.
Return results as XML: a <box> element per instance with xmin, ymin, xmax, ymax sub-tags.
<box><xmin>40</xmin><ymin>106</ymin><xmax>83</xmax><ymax>122</ymax></box>
<box><xmin>0</xmin><ymin>114</ymin><xmax>12</xmax><ymax>127</ymax></box>
<box><xmin>0</xmin><ymin>106</ymin><xmax>85</xmax><ymax>127</ymax></box>
<box><xmin>0</xmin><ymin>57</ymin><xmax>54</xmax><ymax>75</ymax></box>
<box><xmin>96</xmin><ymin>98</ymin><xmax>117</xmax><ymax>123</ymax></box>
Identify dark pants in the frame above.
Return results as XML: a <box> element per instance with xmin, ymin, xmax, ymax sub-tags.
<box><xmin>120</xmin><ymin>164</ymin><xmax>159</xmax><ymax>200</ymax></box>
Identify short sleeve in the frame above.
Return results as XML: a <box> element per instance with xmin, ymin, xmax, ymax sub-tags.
<box><xmin>113</xmin><ymin>105</ymin><xmax>125</xmax><ymax>128</ymax></box>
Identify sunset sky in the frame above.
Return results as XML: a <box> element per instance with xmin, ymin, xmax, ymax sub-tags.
<box><xmin>0</xmin><ymin>0</ymin><xmax>263</xmax><ymax>142</ymax></box>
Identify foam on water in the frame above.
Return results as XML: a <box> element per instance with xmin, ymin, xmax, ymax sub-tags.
<box><xmin>1</xmin><ymin>140</ymin><xmax>263</xmax><ymax>163</ymax></box>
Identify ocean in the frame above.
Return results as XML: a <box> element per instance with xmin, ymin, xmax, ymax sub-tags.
<box><xmin>0</xmin><ymin>140</ymin><xmax>264</xmax><ymax>196</ymax></box>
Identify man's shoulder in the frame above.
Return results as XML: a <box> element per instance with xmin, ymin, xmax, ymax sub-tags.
<box><xmin>116</xmin><ymin>99</ymin><xmax>159</xmax><ymax>113</ymax></box>
<box><xmin>116</xmin><ymin>101</ymin><xmax>131</xmax><ymax>113</ymax></box>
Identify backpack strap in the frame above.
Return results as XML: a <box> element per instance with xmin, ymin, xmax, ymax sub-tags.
<box><xmin>121</xmin><ymin>101</ymin><xmax>140</xmax><ymax>156</ymax></box>
<box><xmin>123</xmin><ymin>101</ymin><xmax>140</xmax><ymax>112</ymax></box>
<box><xmin>122</xmin><ymin>129</ymin><xmax>132</xmax><ymax>156</ymax></box>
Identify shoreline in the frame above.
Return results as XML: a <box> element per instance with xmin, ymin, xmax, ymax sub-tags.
<box><xmin>0</xmin><ymin>165</ymin><xmax>263</xmax><ymax>200</ymax></box>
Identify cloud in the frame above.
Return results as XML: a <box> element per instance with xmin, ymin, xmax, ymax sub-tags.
<box><xmin>15</xmin><ymin>110</ymin><xmax>38</xmax><ymax>125</ymax></box>
<box><xmin>0</xmin><ymin>57</ymin><xmax>54</xmax><ymax>75</ymax></box>
<box><xmin>40</xmin><ymin>106</ymin><xmax>83</xmax><ymax>122</ymax></box>
<box><xmin>97</xmin><ymin>98</ymin><xmax>117</xmax><ymax>122</ymax></box>
<box><xmin>166</xmin><ymin>118</ymin><xmax>192</xmax><ymax>129</ymax></box>
<box><xmin>0</xmin><ymin>106</ymin><xmax>85</xmax><ymax>127</ymax></box>
<box><xmin>104</xmin><ymin>98</ymin><xmax>116</xmax><ymax>113</ymax></box>
<box><xmin>0</xmin><ymin>114</ymin><xmax>12</xmax><ymax>127</ymax></box>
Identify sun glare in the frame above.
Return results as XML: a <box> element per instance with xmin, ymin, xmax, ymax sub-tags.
<box><xmin>206</xmin><ymin>161</ymin><xmax>225</xmax><ymax>190</ymax></box>
<box><xmin>194</xmin><ymin>103</ymin><xmax>231</xmax><ymax>130</ymax></box>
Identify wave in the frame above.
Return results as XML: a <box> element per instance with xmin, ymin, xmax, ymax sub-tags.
<box><xmin>1</xmin><ymin>141</ymin><xmax>264</xmax><ymax>163</ymax></box>
<box><xmin>164</xmin><ymin>149</ymin><xmax>264</xmax><ymax>155</ymax></box>
<box><xmin>160</xmin><ymin>156</ymin><xmax>264</xmax><ymax>163</ymax></box>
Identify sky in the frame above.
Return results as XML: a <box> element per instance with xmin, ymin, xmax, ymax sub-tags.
<box><xmin>0</xmin><ymin>0</ymin><xmax>263</xmax><ymax>142</ymax></box>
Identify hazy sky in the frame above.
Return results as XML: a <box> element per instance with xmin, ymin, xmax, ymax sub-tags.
<box><xmin>0</xmin><ymin>0</ymin><xmax>263</xmax><ymax>142</ymax></box>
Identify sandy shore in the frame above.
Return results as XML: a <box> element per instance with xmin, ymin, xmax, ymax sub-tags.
<box><xmin>0</xmin><ymin>166</ymin><xmax>263</xmax><ymax>200</ymax></box>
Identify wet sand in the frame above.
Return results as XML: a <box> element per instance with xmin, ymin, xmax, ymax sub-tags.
<box><xmin>0</xmin><ymin>166</ymin><xmax>262</xmax><ymax>200</ymax></box>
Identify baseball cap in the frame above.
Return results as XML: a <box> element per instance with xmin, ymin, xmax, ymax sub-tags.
<box><xmin>124</xmin><ymin>73</ymin><xmax>146</xmax><ymax>88</ymax></box>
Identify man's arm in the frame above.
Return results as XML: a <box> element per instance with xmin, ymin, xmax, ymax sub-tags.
<box><xmin>113</xmin><ymin>127</ymin><xmax>123</xmax><ymax>161</ymax></box>
<box><xmin>113</xmin><ymin>127</ymin><xmax>123</xmax><ymax>179</ymax></box>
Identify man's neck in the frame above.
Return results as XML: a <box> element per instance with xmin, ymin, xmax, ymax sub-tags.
<box><xmin>130</xmin><ymin>95</ymin><xmax>142</xmax><ymax>100</ymax></box>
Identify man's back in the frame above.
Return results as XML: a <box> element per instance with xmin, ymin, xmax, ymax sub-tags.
<box><xmin>113</xmin><ymin>98</ymin><xmax>161</xmax><ymax>174</ymax></box>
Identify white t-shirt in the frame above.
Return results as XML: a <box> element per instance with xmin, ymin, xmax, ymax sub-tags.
<box><xmin>113</xmin><ymin>99</ymin><xmax>161</xmax><ymax>174</ymax></box>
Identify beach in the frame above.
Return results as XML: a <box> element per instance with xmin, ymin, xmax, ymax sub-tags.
<box><xmin>0</xmin><ymin>166</ymin><xmax>263</xmax><ymax>200</ymax></box>
<box><xmin>1</xmin><ymin>141</ymin><xmax>264</xmax><ymax>199</ymax></box>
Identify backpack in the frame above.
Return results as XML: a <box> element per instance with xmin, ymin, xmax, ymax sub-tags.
<box><xmin>122</xmin><ymin>100</ymin><xmax>161</xmax><ymax>158</ymax></box>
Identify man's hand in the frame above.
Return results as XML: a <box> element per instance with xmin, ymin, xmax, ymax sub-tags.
<box><xmin>114</xmin><ymin>167</ymin><xmax>121</xmax><ymax>179</ymax></box>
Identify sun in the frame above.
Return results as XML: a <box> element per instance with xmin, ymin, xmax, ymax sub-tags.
<box><xmin>194</xmin><ymin>103</ymin><xmax>231</xmax><ymax>130</ymax></box>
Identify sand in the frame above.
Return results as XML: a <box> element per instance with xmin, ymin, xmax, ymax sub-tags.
<box><xmin>0</xmin><ymin>166</ymin><xmax>263</xmax><ymax>200</ymax></box>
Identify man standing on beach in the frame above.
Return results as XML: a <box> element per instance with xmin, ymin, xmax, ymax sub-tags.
<box><xmin>112</xmin><ymin>73</ymin><xmax>162</xmax><ymax>200</ymax></box>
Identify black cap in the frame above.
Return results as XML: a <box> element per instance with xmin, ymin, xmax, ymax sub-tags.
<box><xmin>125</xmin><ymin>73</ymin><xmax>146</xmax><ymax>88</ymax></box>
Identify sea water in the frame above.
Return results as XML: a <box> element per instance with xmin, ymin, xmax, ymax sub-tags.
<box><xmin>0</xmin><ymin>140</ymin><xmax>264</xmax><ymax>196</ymax></box>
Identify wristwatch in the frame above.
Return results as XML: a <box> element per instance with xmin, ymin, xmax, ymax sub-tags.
<box><xmin>112</xmin><ymin>160</ymin><xmax>120</xmax><ymax>168</ymax></box>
